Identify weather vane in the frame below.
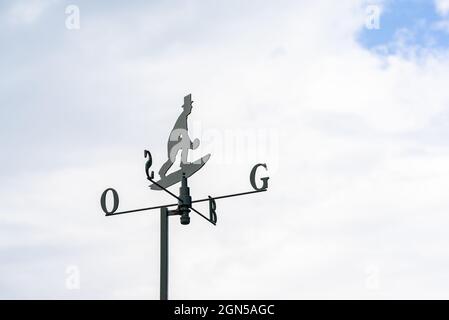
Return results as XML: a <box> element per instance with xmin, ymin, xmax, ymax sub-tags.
<box><xmin>100</xmin><ymin>94</ymin><xmax>269</xmax><ymax>300</ymax></box>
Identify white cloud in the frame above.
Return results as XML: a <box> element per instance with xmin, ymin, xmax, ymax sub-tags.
<box><xmin>433</xmin><ymin>19</ymin><xmax>449</xmax><ymax>33</ymax></box>
<box><xmin>5</xmin><ymin>0</ymin><xmax>54</xmax><ymax>25</ymax></box>
<box><xmin>435</xmin><ymin>0</ymin><xmax>449</xmax><ymax>16</ymax></box>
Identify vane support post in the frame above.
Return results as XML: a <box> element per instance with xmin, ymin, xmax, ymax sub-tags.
<box><xmin>160</xmin><ymin>207</ymin><xmax>169</xmax><ymax>300</ymax></box>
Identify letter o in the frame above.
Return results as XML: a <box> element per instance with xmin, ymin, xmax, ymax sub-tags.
<box><xmin>100</xmin><ymin>188</ymin><xmax>119</xmax><ymax>215</ymax></box>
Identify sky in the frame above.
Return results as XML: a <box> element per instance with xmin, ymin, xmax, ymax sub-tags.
<box><xmin>359</xmin><ymin>0</ymin><xmax>449</xmax><ymax>51</ymax></box>
<box><xmin>2</xmin><ymin>0</ymin><xmax>449</xmax><ymax>299</ymax></box>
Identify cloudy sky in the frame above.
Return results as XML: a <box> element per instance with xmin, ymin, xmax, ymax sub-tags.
<box><xmin>2</xmin><ymin>0</ymin><xmax>449</xmax><ymax>299</ymax></box>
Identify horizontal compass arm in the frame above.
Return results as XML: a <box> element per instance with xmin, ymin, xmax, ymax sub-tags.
<box><xmin>104</xmin><ymin>189</ymin><xmax>266</xmax><ymax>217</ymax></box>
<box><xmin>105</xmin><ymin>202</ymin><xmax>178</xmax><ymax>217</ymax></box>
<box><xmin>191</xmin><ymin>188</ymin><xmax>267</xmax><ymax>204</ymax></box>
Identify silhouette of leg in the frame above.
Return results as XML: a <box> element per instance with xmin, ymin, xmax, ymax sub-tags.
<box><xmin>158</xmin><ymin>159</ymin><xmax>173</xmax><ymax>178</ymax></box>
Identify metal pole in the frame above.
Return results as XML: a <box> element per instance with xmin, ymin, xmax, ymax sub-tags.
<box><xmin>160</xmin><ymin>207</ymin><xmax>168</xmax><ymax>300</ymax></box>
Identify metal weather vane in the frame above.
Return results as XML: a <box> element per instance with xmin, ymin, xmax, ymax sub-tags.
<box><xmin>100</xmin><ymin>94</ymin><xmax>269</xmax><ymax>300</ymax></box>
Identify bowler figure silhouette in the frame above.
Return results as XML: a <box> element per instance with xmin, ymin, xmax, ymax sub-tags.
<box><xmin>158</xmin><ymin>94</ymin><xmax>200</xmax><ymax>179</ymax></box>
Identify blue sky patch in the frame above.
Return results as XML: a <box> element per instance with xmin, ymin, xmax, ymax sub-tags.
<box><xmin>358</xmin><ymin>0</ymin><xmax>449</xmax><ymax>53</ymax></box>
